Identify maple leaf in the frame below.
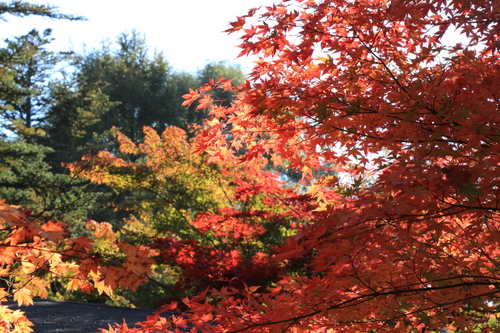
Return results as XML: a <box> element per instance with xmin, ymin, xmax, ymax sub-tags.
<box><xmin>21</xmin><ymin>261</ymin><xmax>38</xmax><ymax>275</ymax></box>
<box><xmin>94</xmin><ymin>279</ymin><xmax>113</xmax><ymax>296</ymax></box>
<box><xmin>227</xmin><ymin>16</ymin><xmax>246</xmax><ymax>32</ymax></box>
<box><xmin>165</xmin><ymin>0</ymin><xmax>500</xmax><ymax>332</ymax></box>
<box><xmin>0</xmin><ymin>268</ymin><xmax>9</xmax><ymax>277</ymax></box>
<box><xmin>0</xmin><ymin>306</ymin><xmax>34</xmax><ymax>332</ymax></box>
<box><xmin>196</xmin><ymin>95</ymin><xmax>212</xmax><ymax>110</ymax></box>
<box><xmin>0</xmin><ymin>200</ymin><xmax>23</xmax><ymax>225</ymax></box>
<box><xmin>79</xmin><ymin>282</ymin><xmax>94</xmax><ymax>294</ymax></box>
<box><xmin>181</xmin><ymin>88</ymin><xmax>199</xmax><ymax>107</ymax></box>
<box><xmin>40</xmin><ymin>220</ymin><xmax>68</xmax><ymax>242</ymax></box>
<box><xmin>13</xmin><ymin>288</ymin><xmax>33</xmax><ymax>307</ymax></box>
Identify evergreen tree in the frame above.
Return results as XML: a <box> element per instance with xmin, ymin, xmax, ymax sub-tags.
<box><xmin>0</xmin><ymin>28</ymin><xmax>72</xmax><ymax>139</ymax></box>
<box><xmin>78</xmin><ymin>32</ymin><xmax>249</xmax><ymax>142</ymax></box>
<box><xmin>78</xmin><ymin>31</ymin><xmax>178</xmax><ymax>143</ymax></box>
<box><xmin>0</xmin><ymin>2</ymin><xmax>105</xmax><ymax>231</ymax></box>
<box><xmin>0</xmin><ymin>1</ymin><xmax>84</xmax><ymax>138</ymax></box>
<box><xmin>0</xmin><ymin>138</ymin><xmax>101</xmax><ymax>229</ymax></box>
<box><xmin>0</xmin><ymin>1</ymin><xmax>83</xmax><ymax>21</ymax></box>
<box><xmin>39</xmin><ymin>73</ymin><xmax>114</xmax><ymax>172</ymax></box>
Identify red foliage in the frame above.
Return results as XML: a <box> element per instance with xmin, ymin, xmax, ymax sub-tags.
<box><xmin>104</xmin><ymin>0</ymin><xmax>500</xmax><ymax>332</ymax></box>
<box><xmin>151</xmin><ymin>237</ymin><xmax>283</xmax><ymax>294</ymax></box>
<box><xmin>191</xmin><ymin>209</ymin><xmax>266</xmax><ymax>241</ymax></box>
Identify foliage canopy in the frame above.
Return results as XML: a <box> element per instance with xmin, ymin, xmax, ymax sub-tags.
<box><xmin>144</xmin><ymin>0</ymin><xmax>500</xmax><ymax>332</ymax></box>
<box><xmin>6</xmin><ymin>0</ymin><xmax>500</xmax><ymax>332</ymax></box>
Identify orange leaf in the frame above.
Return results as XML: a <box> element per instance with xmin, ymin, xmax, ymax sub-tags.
<box><xmin>40</xmin><ymin>220</ymin><xmax>68</xmax><ymax>242</ymax></box>
<box><xmin>181</xmin><ymin>88</ymin><xmax>199</xmax><ymax>107</ymax></box>
<box><xmin>196</xmin><ymin>96</ymin><xmax>212</xmax><ymax>110</ymax></box>
<box><xmin>13</xmin><ymin>288</ymin><xmax>33</xmax><ymax>307</ymax></box>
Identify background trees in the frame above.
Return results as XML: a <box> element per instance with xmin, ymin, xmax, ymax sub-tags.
<box><xmin>0</xmin><ymin>22</ymin><xmax>248</xmax><ymax>227</ymax></box>
<box><xmin>76</xmin><ymin>31</ymin><xmax>176</xmax><ymax>143</ymax></box>
<box><xmin>0</xmin><ymin>1</ymin><xmax>83</xmax><ymax>139</ymax></box>
<box><xmin>0</xmin><ymin>28</ymin><xmax>70</xmax><ymax>139</ymax></box>
<box><xmin>76</xmin><ymin>31</ymin><xmax>246</xmax><ymax>143</ymax></box>
<box><xmin>0</xmin><ymin>1</ymin><xmax>82</xmax><ymax>20</ymax></box>
<box><xmin>0</xmin><ymin>2</ymin><xmax>107</xmax><ymax>231</ymax></box>
<box><xmin>0</xmin><ymin>139</ymin><xmax>100</xmax><ymax>226</ymax></box>
<box><xmin>65</xmin><ymin>125</ymin><xmax>315</xmax><ymax>308</ymax></box>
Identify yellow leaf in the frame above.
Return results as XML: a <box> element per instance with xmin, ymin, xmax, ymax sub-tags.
<box><xmin>21</xmin><ymin>261</ymin><xmax>37</xmax><ymax>274</ymax></box>
<box><xmin>13</xmin><ymin>288</ymin><xmax>33</xmax><ymax>306</ymax></box>
<box><xmin>0</xmin><ymin>288</ymin><xmax>7</xmax><ymax>302</ymax></box>
<box><xmin>94</xmin><ymin>280</ymin><xmax>113</xmax><ymax>296</ymax></box>
<box><xmin>0</xmin><ymin>306</ymin><xmax>33</xmax><ymax>332</ymax></box>
<box><xmin>302</xmin><ymin>165</ymin><xmax>312</xmax><ymax>178</ymax></box>
<box><xmin>0</xmin><ymin>267</ymin><xmax>10</xmax><ymax>277</ymax></box>
<box><xmin>67</xmin><ymin>278</ymin><xmax>82</xmax><ymax>291</ymax></box>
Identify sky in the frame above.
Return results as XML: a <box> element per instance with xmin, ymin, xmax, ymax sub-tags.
<box><xmin>0</xmin><ymin>0</ymin><xmax>277</xmax><ymax>74</ymax></box>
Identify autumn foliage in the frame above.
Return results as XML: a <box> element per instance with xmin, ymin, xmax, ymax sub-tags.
<box><xmin>5</xmin><ymin>0</ymin><xmax>500</xmax><ymax>332</ymax></box>
<box><xmin>0</xmin><ymin>201</ymin><xmax>153</xmax><ymax>332</ymax></box>
<box><xmin>104</xmin><ymin>0</ymin><xmax>500</xmax><ymax>332</ymax></box>
<box><xmin>67</xmin><ymin>125</ymin><xmax>315</xmax><ymax>302</ymax></box>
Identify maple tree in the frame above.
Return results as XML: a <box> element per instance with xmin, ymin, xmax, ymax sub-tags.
<box><xmin>0</xmin><ymin>200</ymin><xmax>154</xmax><ymax>332</ymax></box>
<box><xmin>102</xmin><ymin>0</ymin><xmax>500</xmax><ymax>332</ymax></box>
<box><xmin>67</xmin><ymin>125</ymin><xmax>315</xmax><ymax>307</ymax></box>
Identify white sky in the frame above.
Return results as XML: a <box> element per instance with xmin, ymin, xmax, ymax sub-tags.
<box><xmin>0</xmin><ymin>0</ymin><xmax>277</xmax><ymax>74</ymax></box>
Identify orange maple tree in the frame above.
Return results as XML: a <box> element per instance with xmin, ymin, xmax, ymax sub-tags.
<box><xmin>0</xmin><ymin>200</ymin><xmax>153</xmax><ymax>332</ymax></box>
<box><xmin>103</xmin><ymin>0</ymin><xmax>500</xmax><ymax>332</ymax></box>
<box><xmin>67</xmin><ymin>125</ymin><xmax>316</xmax><ymax>306</ymax></box>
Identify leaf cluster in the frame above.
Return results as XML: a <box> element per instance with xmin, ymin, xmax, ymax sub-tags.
<box><xmin>107</xmin><ymin>0</ymin><xmax>500</xmax><ymax>332</ymax></box>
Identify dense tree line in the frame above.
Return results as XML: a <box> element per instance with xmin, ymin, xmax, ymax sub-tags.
<box><xmin>0</xmin><ymin>2</ymin><xmax>257</xmax><ymax>309</ymax></box>
<box><xmin>0</xmin><ymin>8</ymin><xmax>246</xmax><ymax>228</ymax></box>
